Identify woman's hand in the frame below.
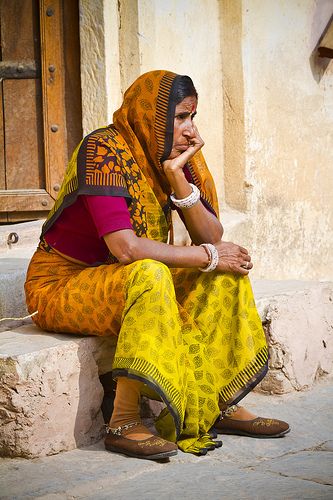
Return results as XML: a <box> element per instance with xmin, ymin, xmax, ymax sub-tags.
<box><xmin>162</xmin><ymin>124</ymin><xmax>204</xmax><ymax>178</ymax></box>
<box><xmin>215</xmin><ymin>241</ymin><xmax>253</xmax><ymax>275</ymax></box>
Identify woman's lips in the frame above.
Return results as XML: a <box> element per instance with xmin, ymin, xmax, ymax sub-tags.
<box><xmin>176</xmin><ymin>144</ymin><xmax>189</xmax><ymax>151</ymax></box>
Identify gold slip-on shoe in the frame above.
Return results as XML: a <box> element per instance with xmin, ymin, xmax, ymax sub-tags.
<box><xmin>104</xmin><ymin>422</ymin><xmax>178</xmax><ymax>460</ymax></box>
<box><xmin>213</xmin><ymin>405</ymin><xmax>290</xmax><ymax>438</ymax></box>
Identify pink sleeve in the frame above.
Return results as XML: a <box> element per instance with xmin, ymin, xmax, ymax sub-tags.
<box><xmin>83</xmin><ymin>195</ymin><xmax>133</xmax><ymax>238</ymax></box>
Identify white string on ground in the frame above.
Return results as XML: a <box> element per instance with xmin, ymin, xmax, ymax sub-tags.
<box><xmin>0</xmin><ymin>311</ymin><xmax>38</xmax><ymax>322</ymax></box>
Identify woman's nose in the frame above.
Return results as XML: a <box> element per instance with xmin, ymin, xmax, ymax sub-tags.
<box><xmin>183</xmin><ymin>119</ymin><xmax>195</xmax><ymax>138</ymax></box>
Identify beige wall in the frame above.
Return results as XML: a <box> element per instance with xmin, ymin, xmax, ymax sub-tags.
<box><xmin>79</xmin><ymin>0</ymin><xmax>333</xmax><ymax>280</ymax></box>
<box><xmin>229</xmin><ymin>0</ymin><xmax>333</xmax><ymax>280</ymax></box>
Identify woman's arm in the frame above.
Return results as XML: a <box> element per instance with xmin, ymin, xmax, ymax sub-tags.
<box><xmin>170</xmin><ymin>171</ymin><xmax>223</xmax><ymax>245</ymax></box>
<box><xmin>163</xmin><ymin>124</ymin><xmax>223</xmax><ymax>245</ymax></box>
<box><xmin>104</xmin><ymin>229</ymin><xmax>209</xmax><ymax>267</ymax></box>
<box><xmin>103</xmin><ymin>229</ymin><xmax>252</xmax><ymax>275</ymax></box>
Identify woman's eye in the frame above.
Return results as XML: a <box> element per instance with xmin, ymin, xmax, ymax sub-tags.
<box><xmin>176</xmin><ymin>113</ymin><xmax>188</xmax><ymax>120</ymax></box>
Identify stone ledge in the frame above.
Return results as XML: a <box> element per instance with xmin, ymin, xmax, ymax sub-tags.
<box><xmin>0</xmin><ymin>258</ymin><xmax>31</xmax><ymax>328</ymax></box>
<box><xmin>253</xmin><ymin>280</ymin><xmax>333</xmax><ymax>394</ymax></box>
<box><xmin>0</xmin><ymin>220</ymin><xmax>43</xmax><ymax>254</ymax></box>
<box><xmin>0</xmin><ymin>325</ymin><xmax>117</xmax><ymax>458</ymax></box>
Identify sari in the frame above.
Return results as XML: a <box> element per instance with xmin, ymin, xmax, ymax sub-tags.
<box><xmin>25</xmin><ymin>70</ymin><xmax>268</xmax><ymax>454</ymax></box>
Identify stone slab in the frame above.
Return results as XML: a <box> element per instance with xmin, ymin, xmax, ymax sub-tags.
<box><xmin>0</xmin><ymin>325</ymin><xmax>117</xmax><ymax>458</ymax></box>
<box><xmin>0</xmin><ymin>220</ymin><xmax>42</xmax><ymax>329</ymax></box>
<box><xmin>0</xmin><ymin>219</ymin><xmax>43</xmax><ymax>254</ymax></box>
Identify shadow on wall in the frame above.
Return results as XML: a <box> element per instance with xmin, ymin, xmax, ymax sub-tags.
<box><xmin>309</xmin><ymin>13</ymin><xmax>333</xmax><ymax>82</ymax></box>
<box><xmin>73</xmin><ymin>339</ymin><xmax>115</xmax><ymax>450</ymax></box>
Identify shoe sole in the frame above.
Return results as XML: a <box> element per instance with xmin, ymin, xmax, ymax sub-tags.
<box><xmin>213</xmin><ymin>427</ymin><xmax>291</xmax><ymax>439</ymax></box>
<box><xmin>105</xmin><ymin>445</ymin><xmax>178</xmax><ymax>460</ymax></box>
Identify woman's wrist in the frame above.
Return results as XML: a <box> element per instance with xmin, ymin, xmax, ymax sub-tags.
<box><xmin>198</xmin><ymin>245</ymin><xmax>210</xmax><ymax>268</ymax></box>
<box><xmin>199</xmin><ymin>243</ymin><xmax>219</xmax><ymax>272</ymax></box>
<box><xmin>165</xmin><ymin>169</ymin><xmax>191</xmax><ymax>197</ymax></box>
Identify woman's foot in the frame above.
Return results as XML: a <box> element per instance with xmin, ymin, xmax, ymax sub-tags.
<box><xmin>213</xmin><ymin>405</ymin><xmax>290</xmax><ymax>438</ymax></box>
<box><xmin>104</xmin><ymin>422</ymin><xmax>178</xmax><ymax>460</ymax></box>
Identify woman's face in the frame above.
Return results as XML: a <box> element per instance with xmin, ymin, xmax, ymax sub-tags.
<box><xmin>167</xmin><ymin>96</ymin><xmax>197</xmax><ymax>160</ymax></box>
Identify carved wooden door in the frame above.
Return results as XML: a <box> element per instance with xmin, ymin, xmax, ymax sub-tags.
<box><xmin>0</xmin><ymin>0</ymin><xmax>82</xmax><ymax>222</ymax></box>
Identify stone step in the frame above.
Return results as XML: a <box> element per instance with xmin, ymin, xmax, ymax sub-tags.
<box><xmin>255</xmin><ymin>280</ymin><xmax>333</xmax><ymax>394</ymax></box>
<box><xmin>0</xmin><ymin>219</ymin><xmax>43</xmax><ymax>255</ymax></box>
<box><xmin>0</xmin><ymin>324</ymin><xmax>117</xmax><ymax>458</ymax></box>
<box><xmin>0</xmin><ymin>220</ymin><xmax>42</xmax><ymax>332</ymax></box>
<box><xmin>1</xmin><ymin>260</ymin><xmax>332</xmax><ymax>458</ymax></box>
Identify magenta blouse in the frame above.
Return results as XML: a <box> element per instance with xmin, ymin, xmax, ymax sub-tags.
<box><xmin>44</xmin><ymin>195</ymin><xmax>133</xmax><ymax>264</ymax></box>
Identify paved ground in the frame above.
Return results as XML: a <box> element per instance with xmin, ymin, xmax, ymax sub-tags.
<box><xmin>1</xmin><ymin>379</ymin><xmax>332</xmax><ymax>500</ymax></box>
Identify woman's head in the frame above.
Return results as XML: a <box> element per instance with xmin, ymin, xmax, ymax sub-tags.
<box><xmin>112</xmin><ymin>70</ymin><xmax>218</xmax><ymax>214</ymax></box>
<box><xmin>165</xmin><ymin>75</ymin><xmax>198</xmax><ymax>160</ymax></box>
<box><xmin>113</xmin><ymin>70</ymin><xmax>198</xmax><ymax>165</ymax></box>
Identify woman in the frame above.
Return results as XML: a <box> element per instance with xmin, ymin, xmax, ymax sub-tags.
<box><xmin>25</xmin><ymin>70</ymin><xmax>289</xmax><ymax>460</ymax></box>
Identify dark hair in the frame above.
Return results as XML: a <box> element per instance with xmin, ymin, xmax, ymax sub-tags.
<box><xmin>174</xmin><ymin>75</ymin><xmax>198</xmax><ymax>104</ymax></box>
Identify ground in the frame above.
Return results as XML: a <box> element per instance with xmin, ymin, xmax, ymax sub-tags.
<box><xmin>1</xmin><ymin>378</ymin><xmax>332</xmax><ymax>499</ymax></box>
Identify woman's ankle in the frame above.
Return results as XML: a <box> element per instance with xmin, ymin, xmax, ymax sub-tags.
<box><xmin>108</xmin><ymin>420</ymin><xmax>154</xmax><ymax>441</ymax></box>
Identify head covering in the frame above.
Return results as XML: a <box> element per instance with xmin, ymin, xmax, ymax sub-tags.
<box><xmin>113</xmin><ymin>70</ymin><xmax>219</xmax><ymax>215</ymax></box>
<box><xmin>41</xmin><ymin>70</ymin><xmax>219</xmax><ymax>241</ymax></box>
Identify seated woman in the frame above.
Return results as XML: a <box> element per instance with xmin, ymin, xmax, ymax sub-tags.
<box><xmin>25</xmin><ymin>70</ymin><xmax>289</xmax><ymax>461</ymax></box>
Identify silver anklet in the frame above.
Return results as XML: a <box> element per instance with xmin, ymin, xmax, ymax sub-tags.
<box><xmin>105</xmin><ymin>422</ymin><xmax>140</xmax><ymax>436</ymax></box>
<box><xmin>221</xmin><ymin>404</ymin><xmax>239</xmax><ymax>418</ymax></box>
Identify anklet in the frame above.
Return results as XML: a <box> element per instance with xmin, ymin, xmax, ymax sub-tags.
<box><xmin>221</xmin><ymin>404</ymin><xmax>239</xmax><ymax>418</ymax></box>
<box><xmin>105</xmin><ymin>422</ymin><xmax>140</xmax><ymax>436</ymax></box>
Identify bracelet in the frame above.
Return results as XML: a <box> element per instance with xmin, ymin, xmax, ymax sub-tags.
<box><xmin>199</xmin><ymin>243</ymin><xmax>219</xmax><ymax>272</ymax></box>
<box><xmin>170</xmin><ymin>183</ymin><xmax>200</xmax><ymax>209</ymax></box>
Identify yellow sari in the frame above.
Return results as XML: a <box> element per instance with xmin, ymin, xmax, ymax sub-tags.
<box><xmin>25</xmin><ymin>70</ymin><xmax>268</xmax><ymax>454</ymax></box>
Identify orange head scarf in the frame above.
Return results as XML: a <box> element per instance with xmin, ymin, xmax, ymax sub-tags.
<box><xmin>113</xmin><ymin>70</ymin><xmax>219</xmax><ymax>217</ymax></box>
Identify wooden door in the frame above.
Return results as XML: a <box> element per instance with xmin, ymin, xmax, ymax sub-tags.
<box><xmin>0</xmin><ymin>0</ymin><xmax>82</xmax><ymax>222</ymax></box>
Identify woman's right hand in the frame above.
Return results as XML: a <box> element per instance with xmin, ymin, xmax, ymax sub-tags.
<box><xmin>162</xmin><ymin>123</ymin><xmax>204</xmax><ymax>180</ymax></box>
<box><xmin>214</xmin><ymin>241</ymin><xmax>253</xmax><ymax>275</ymax></box>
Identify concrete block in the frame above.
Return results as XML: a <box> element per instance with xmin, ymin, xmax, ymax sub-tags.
<box><xmin>0</xmin><ymin>220</ymin><xmax>43</xmax><ymax>255</ymax></box>
<box><xmin>0</xmin><ymin>325</ymin><xmax>117</xmax><ymax>458</ymax></box>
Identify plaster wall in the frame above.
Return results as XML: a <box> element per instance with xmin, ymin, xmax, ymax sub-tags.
<box><xmin>230</xmin><ymin>0</ymin><xmax>333</xmax><ymax>280</ymax></box>
<box><xmin>79</xmin><ymin>0</ymin><xmax>107</xmax><ymax>133</ymax></box>
<box><xmin>135</xmin><ymin>0</ymin><xmax>225</xmax><ymax>203</ymax></box>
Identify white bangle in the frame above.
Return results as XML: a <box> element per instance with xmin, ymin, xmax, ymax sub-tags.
<box><xmin>170</xmin><ymin>183</ymin><xmax>200</xmax><ymax>209</ymax></box>
<box><xmin>199</xmin><ymin>243</ymin><xmax>219</xmax><ymax>272</ymax></box>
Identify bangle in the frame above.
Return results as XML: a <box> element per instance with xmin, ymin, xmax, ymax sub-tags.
<box><xmin>199</xmin><ymin>243</ymin><xmax>219</xmax><ymax>272</ymax></box>
<box><xmin>170</xmin><ymin>183</ymin><xmax>200</xmax><ymax>209</ymax></box>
